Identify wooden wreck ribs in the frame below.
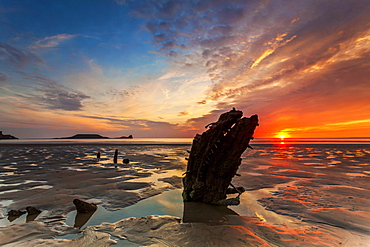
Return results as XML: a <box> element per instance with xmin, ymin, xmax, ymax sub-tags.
<box><xmin>182</xmin><ymin>109</ymin><xmax>259</xmax><ymax>204</ymax></box>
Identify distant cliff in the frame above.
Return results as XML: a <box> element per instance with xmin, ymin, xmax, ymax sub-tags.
<box><xmin>59</xmin><ymin>134</ymin><xmax>109</xmax><ymax>139</ymax></box>
<box><xmin>0</xmin><ymin>131</ymin><xmax>18</xmax><ymax>140</ymax></box>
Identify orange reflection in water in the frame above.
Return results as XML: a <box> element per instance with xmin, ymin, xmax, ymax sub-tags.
<box><xmin>273</xmin><ymin>142</ymin><xmax>291</xmax><ymax>149</ymax></box>
<box><xmin>226</xmin><ymin>225</ymin><xmax>271</xmax><ymax>247</ymax></box>
<box><xmin>226</xmin><ymin>216</ymin><xmax>340</xmax><ymax>246</ymax></box>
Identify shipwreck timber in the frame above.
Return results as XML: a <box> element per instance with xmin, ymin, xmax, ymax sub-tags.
<box><xmin>182</xmin><ymin>109</ymin><xmax>259</xmax><ymax>205</ymax></box>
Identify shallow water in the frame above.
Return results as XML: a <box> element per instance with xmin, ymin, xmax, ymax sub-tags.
<box><xmin>64</xmin><ymin>189</ymin><xmax>183</xmax><ymax>229</ymax></box>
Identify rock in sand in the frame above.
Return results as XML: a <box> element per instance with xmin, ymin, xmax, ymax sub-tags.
<box><xmin>73</xmin><ymin>199</ymin><xmax>97</xmax><ymax>213</ymax></box>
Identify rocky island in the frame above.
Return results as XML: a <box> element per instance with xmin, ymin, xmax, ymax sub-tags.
<box><xmin>0</xmin><ymin>131</ymin><xmax>18</xmax><ymax>139</ymax></box>
<box><xmin>57</xmin><ymin>134</ymin><xmax>133</xmax><ymax>139</ymax></box>
<box><xmin>58</xmin><ymin>134</ymin><xmax>109</xmax><ymax>139</ymax></box>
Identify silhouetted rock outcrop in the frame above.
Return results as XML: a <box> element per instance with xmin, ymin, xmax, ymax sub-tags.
<box><xmin>182</xmin><ymin>109</ymin><xmax>259</xmax><ymax>205</ymax></box>
<box><xmin>0</xmin><ymin>131</ymin><xmax>18</xmax><ymax>139</ymax></box>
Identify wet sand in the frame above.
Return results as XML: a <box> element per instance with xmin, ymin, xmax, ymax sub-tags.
<box><xmin>0</xmin><ymin>143</ymin><xmax>370</xmax><ymax>246</ymax></box>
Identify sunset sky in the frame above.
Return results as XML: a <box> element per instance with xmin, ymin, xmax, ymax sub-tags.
<box><xmin>1</xmin><ymin>0</ymin><xmax>370</xmax><ymax>138</ymax></box>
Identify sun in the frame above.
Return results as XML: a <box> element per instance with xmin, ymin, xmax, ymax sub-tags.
<box><xmin>275</xmin><ymin>131</ymin><xmax>290</xmax><ymax>140</ymax></box>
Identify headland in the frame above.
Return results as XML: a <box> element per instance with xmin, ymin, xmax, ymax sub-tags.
<box><xmin>0</xmin><ymin>131</ymin><xmax>18</xmax><ymax>140</ymax></box>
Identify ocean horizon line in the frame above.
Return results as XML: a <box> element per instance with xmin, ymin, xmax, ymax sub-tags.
<box><xmin>3</xmin><ymin>136</ymin><xmax>370</xmax><ymax>140</ymax></box>
<box><xmin>1</xmin><ymin>137</ymin><xmax>370</xmax><ymax>145</ymax></box>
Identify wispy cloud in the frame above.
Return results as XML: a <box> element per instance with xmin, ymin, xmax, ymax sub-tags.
<box><xmin>0</xmin><ymin>43</ymin><xmax>43</xmax><ymax>67</ymax></box>
<box><xmin>279</xmin><ymin>119</ymin><xmax>370</xmax><ymax>138</ymax></box>
<box><xmin>250</xmin><ymin>33</ymin><xmax>297</xmax><ymax>68</ymax></box>
<box><xmin>29</xmin><ymin>34</ymin><xmax>77</xmax><ymax>50</ymax></box>
<box><xmin>22</xmin><ymin>75</ymin><xmax>90</xmax><ymax>111</ymax></box>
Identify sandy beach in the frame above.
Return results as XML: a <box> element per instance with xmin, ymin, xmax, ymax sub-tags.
<box><xmin>0</xmin><ymin>143</ymin><xmax>370</xmax><ymax>246</ymax></box>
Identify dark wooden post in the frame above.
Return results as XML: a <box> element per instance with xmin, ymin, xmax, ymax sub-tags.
<box><xmin>182</xmin><ymin>109</ymin><xmax>258</xmax><ymax>205</ymax></box>
<box><xmin>113</xmin><ymin>149</ymin><xmax>118</xmax><ymax>163</ymax></box>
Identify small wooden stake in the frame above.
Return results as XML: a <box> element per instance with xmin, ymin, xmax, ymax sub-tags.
<box><xmin>113</xmin><ymin>149</ymin><xmax>118</xmax><ymax>163</ymax></box>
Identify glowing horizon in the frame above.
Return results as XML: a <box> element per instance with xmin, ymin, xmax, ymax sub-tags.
<box><xmin>1</xmin><ymin>1</ymin><xmax>370</xmax><ymax>139</ymax></box>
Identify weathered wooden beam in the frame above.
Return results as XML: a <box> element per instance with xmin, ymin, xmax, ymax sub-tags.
<box><xmin>182</xmin><ymin>109</ymin><xmax>258</xmax><ymax>205</ymax></box>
